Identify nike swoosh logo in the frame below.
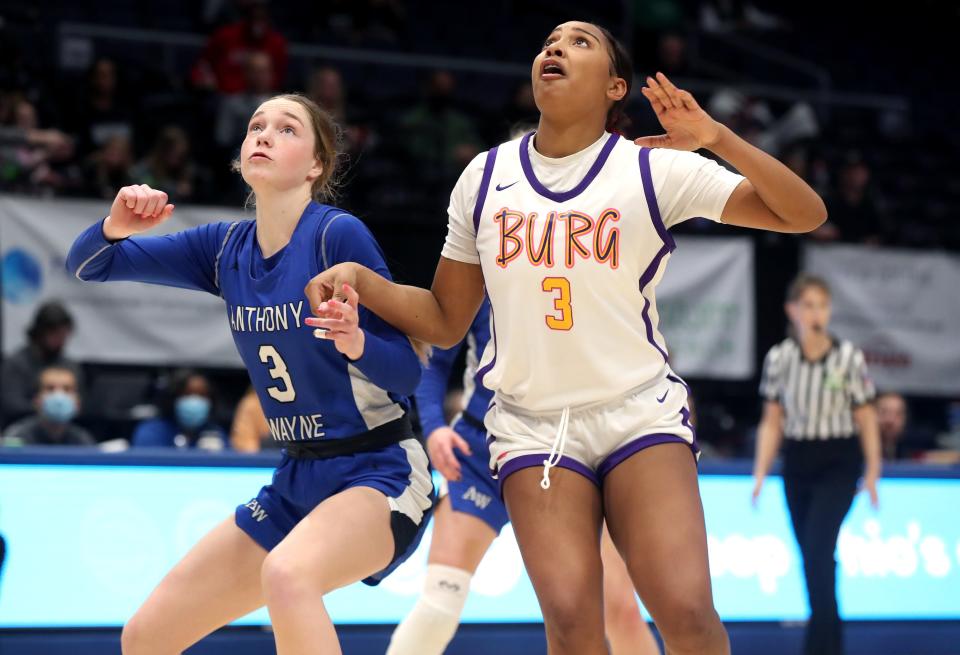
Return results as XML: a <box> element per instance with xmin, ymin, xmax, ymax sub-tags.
<box><xmin>496</xmin><ymin>181</ymin><xmax>519</xmax><ymax>191</ymax></box>
<box><xmin>656</xmin><ymin>390</ymin><xmax>669</xmax><ymax>403</ymax></box>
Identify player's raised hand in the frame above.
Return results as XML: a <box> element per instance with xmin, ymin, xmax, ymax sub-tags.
<box><xmin>304</xmin><ymin>262</ymin><xmax>359</xmax><ymax>315</ymax></box>
<box><xmin>635</xmin><ymin>72</ymin><xmax>723</xmax><ymax>151</ymax></box>
<box><xmin>306</xmin><ymin>283</ymin><xmax>365</xmax><ymax>360</ymax></box>
<box><xmin>426</xmin><ymin>426</ymin><xmax>473</xmax><ymax>482</ymax></box>
<box><xmin>104</xmin><ymin>185</ymin><xmax>175</xmax><ymax>240</ymax></box>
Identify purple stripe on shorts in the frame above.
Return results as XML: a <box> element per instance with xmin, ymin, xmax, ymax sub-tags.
<box><xmin>519</xmin><ymin>132</ymin><xmax>619</xmax><ymax>203</ymax></box>
<box><xmin>668</xmin><ymin>373</ymin><xmax>699</xmax><ymax>450</ymax></box>
<box><xmin>597</xmin><ymin>433</ymin><xmax>696</xmax><ymax>480</ymax></box>
<box><xmin>680</xmin><ymin>405</ymin><xmax>700</xmax><ymax>452</ymax></box>
<box><xmin>473</xmin><ymin>146</ymin><xmax>500</xmax><ymax>233</ymax></box>
<box><xmin>638</xmin><ymin>147</ymin><xmax>676</xmax><ymax>252</ymax></box>
<box><xmin>667</xmin><ymin>373</ymin><xmax>691</xmax><ymax>394</ymax></box>
<box><xmin>497</xmin><ymin>453</ymin><xmax>600</xmax><ymax>494</ymax></box>
<box><xmin>638</xmin><ymin>244</ymin><xmax>671</xmax><ymax>363</ymax></box>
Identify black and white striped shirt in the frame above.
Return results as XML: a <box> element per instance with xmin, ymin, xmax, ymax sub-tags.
<box><xmin>760</xmin><ymin>337</ymin><xmax>876</xmax><ymax>440</ymax></box>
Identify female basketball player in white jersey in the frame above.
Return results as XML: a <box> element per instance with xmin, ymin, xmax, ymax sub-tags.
<box><xmin>307</xmin><ymin>21</ymin><xmax>826</xmax><ymax>654</ymax></box>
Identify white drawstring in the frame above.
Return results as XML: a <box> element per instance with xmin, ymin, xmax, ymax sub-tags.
<box><xmin>541</xmin><ymin>406</ymin><xmax>570</xmax><ymax>490</ymax></box>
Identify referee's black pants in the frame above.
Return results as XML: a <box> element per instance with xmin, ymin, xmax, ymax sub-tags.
<box><xmin>783</xmin><ymin>439</ymin><xmax>862</xmax><ymax>655</ymax></box>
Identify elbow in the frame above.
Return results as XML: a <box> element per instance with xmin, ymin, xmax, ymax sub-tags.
<box><xmin>433</xmin><ymin>335</ymin><xmax>462</xmax><ymax>350</ymax></box>
<box><xmin>793</xmin><ymin>197</ymin><xmax>828</xmax><ymax>234</ymax></box>
<box><xmin>432</xmin><ymin>324</ymin><xmax>469</xmax><ymax>350</ymax></box>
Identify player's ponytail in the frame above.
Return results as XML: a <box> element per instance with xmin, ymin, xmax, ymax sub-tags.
<box><xmin>410</xmin><ymin>338</ymin><xmax>433</xmax><ymax>366</ymax></box>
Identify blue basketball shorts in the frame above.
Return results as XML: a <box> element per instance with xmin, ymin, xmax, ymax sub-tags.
<box><xmin>438</xmin><ymin>416</ymin><xmax>509</xmax><ymax>534</ymax></box>
<box><xmin>235</xmin><ymin>437</ymin><xmax>434</xmax><ymax>585</ymax></box>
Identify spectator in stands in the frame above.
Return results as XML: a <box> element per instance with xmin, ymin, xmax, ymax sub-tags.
<box><xmin>398</xmin><ymin>70</ymin><xmax>481</xmax><ymax>189</ymax></box>
<box><xmin>2</xmin><ymin>366</ymin><xmax>94</xmax><ymax>446</ymax></box>
<box><xmin>0</xmin><ymin>97</ymin><xmax>78</xmax><ymax>195</ymax></box>
<box><xmin>877</xmin><ymin>392</ymin><xmax>910</xmax><ymax>460</ymax></box>
<box><xmin>191</xmin><ymin>0</ymin><xmax>288</xmax><ymax>94</ymax></box>
<box><xmin>132</xmin><ymin>369</ymin><xmax>227</xmax><ymax>450</ymax></box>
<box><xmin>215</xmin><ymin>51</ymin><xmax>274</xmax><ymax>148</ymax></box>
<box><xmin>816</xmin><ymin>151</ymin><xmax>886</xmax><ymax>244</ymax></box>
<box><xmin>652</xmin><ymin>32</ymin><xmax>694</xmax><ymax>78</ymax></box>
<box><xmin>69</xmin><ymin>57</ymin><xmax>135</xmax><ymax>159</ymax></box>
<box><xmin>229</xmin><ymin>387</ymin><xmax>273</xmax><ymax>452</ymax></box>
<box><xmin>306</xmin><ymin>65</ymin><xmax>371</xmax><ymax>156</ymax></box>
<box><xmin>1</xmin><ymin>301</ymin><xmax>83</xmax><ymax>424</ymax></box>
<box><xmin>81</xmin><ymin>133</ymin><xmax>134</xmax><ymax>200</ymax></box>
<box><xmin>132</xmin><ymin>126</ymin><xmax>210</xmax><ymax>204</ymax></box>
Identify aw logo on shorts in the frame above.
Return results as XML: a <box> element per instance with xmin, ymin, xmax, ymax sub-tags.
<box><xmin>462</xmin><ymin>486</ymin><xmax>492</xmax><ymax>510</ymax></box>
<box><xmin>1</xmin><ymin>248</ymin><xmax>42</xmax><ymax>304</ymax></box>
<box><xmin>244</xmin><ymin>499</ymin><xmax>269</xmax><ymax>523</ymax></box>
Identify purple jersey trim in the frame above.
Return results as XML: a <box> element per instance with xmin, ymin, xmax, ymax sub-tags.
<box><xmin>473</xmin><ymin>146</ymin><xmax>500</xmax><ymax>233</ymax></box>
<box><xmin>477</xmin><ymin>302</ymin><xmax>498</xmax><ymax>386</ymax></box>
<box><xmin>638</xmin><ymin>244</ymin><xmax>672</xmax><ymax>363</ymax></box>
<box><xmin>497</xmin><ymin>453</ymin><xmax>599</xmax><ymax>493</ymax></box>
<box><xmin>597</xmin><ymin>432</ymin><xmax>697</xmax><ymax>480</ymax></box>
<box><xmin>519</xmin><ymin>132</ymin><xmax>619</xmax><ymax>203</ymax></box>
<box><xmin>639</xmin><ymin>147</ymin><xmax>676</xmax><ymax>252</ymax></box>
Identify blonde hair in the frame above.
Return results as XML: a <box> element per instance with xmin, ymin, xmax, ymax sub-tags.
<box><xmin>233</xmin><ymin>93</ymin><xmax>343</xmax><ymax>203</ymax></box>
<box><xmin>410</xmin><ymin>339</ymin><xmax>433</xmax><ymax>366</ymax></box>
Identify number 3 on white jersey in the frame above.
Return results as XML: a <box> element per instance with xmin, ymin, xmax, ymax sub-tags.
<box><xmin>542</xmin><ymin>277</ymin><xmax>573</xmax><ymax>331</ymax></box>
<box><xmin>259</xmin><ymin>345</ymin><xmax>296</xmax><ymax>402</ymax></box>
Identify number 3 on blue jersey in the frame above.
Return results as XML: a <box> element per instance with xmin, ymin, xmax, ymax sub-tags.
<box><xmin>258</xmin><ymin>345</ymin><xmax>296</xmax><ymax>402</ymax></box>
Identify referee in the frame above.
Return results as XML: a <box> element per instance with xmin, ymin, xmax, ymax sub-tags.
<box><xmin>752</xmin><ymin>273</ymin><xmax>881</xmax><ymax>655</ymax></box>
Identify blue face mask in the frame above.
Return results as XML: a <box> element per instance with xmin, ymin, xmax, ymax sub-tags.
<box><xmin>41</xmin><ymin>391</ymin><xmax>77</xmax><ymax>424</ymax></box>
<box><xmin>175</xmin><ymin>395</ymin><xmax>210</xmax><ymax>430</ymax></box>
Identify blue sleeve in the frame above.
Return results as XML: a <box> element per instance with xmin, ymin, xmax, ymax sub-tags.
<box><xmin>131</xmin><ymin>420</ymin><xmax>173</xmax><ymax>447</ymax></box>
<box><xmin>322</xmin><ymin>214</ymin><xmax>421</xmax><ymax>395</ymax></box>
<box><xmin>415</xmin><ymin>343</ymin><xmax>462</xmax><ymax>436</ymax></box>
<box><xmin>67</xmin><ymin>219</ymin><xmax>234</xmax><ymax>295</ymax></box>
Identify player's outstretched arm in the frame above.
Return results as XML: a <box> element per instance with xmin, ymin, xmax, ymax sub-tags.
<box><xmin>636</xmin><ymin>72</ymin><xmax>827</xmax><ymax>234</ymax></box>
<box><xmin>305</xmin><ymin>256</ymin><xmax>485</xmax><ymax>349</ymax></box>
<box><xmin>67</xmin><ymin>184</ymin><xmax>227</xmax><ymax>294</ymax></box>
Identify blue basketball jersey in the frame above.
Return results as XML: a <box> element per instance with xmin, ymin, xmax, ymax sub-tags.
<box><xmin>68</xmin><ymin>202</ymin><xmax>421</xmax><ymax>442</ymax></box>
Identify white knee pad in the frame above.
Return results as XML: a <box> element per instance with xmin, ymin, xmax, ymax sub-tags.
<box><xmin>386</xmin><ymin>564</ymin><xmax>473</xmax><ymax>655</ymax></box>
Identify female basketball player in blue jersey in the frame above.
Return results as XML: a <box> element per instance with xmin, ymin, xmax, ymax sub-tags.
<box><xmin>307</xmin><ymin>21</ymin><xmax>827</xmax><ymax>655</ymax></box>
<box><xmin>387</xmin><ymin>297</ymin><xmax>660</xmax><ymax>655</ymax></box>
<box><xmin>66</xmin><ymin>94</ymin><xmax>433</xmax><ymax>655</ymax></box>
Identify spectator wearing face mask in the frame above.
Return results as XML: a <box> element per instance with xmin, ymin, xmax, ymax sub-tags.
<box><xmin>132</xmin><ymin>369</ymin><xmax>227</xmax><ymax>451</ymax></box>
<box><xmin>2</xmin><ymin>366</ymin><xmax>93</xmax><ymax>446</ymax></box>
<box><xmin>1</xmin><ymin>301</ymin><xmax>84</xmax><ymax>425</ymax></box>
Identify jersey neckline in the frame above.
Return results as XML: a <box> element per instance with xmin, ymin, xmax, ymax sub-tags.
<box><xmin>518</xmin><ymin>131</ymin><xmax>619</xmax><ymax>203</ymax></box>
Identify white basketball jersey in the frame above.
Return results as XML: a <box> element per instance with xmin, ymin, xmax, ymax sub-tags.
<box><xmin>442</xmin><ymin>132</ymin><xmax>743</xmax><ymax>413</ymax></box>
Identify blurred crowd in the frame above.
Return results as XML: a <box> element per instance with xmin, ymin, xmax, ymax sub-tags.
<box><xmin>0</xmin><ymin>0</ymin><xmax>958</xmax><ymax>458</ymax></box>
<box><xmin>0</xmin><ymin>0</ymin><xmax>955</xmax><ymax>246</ymax></box>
